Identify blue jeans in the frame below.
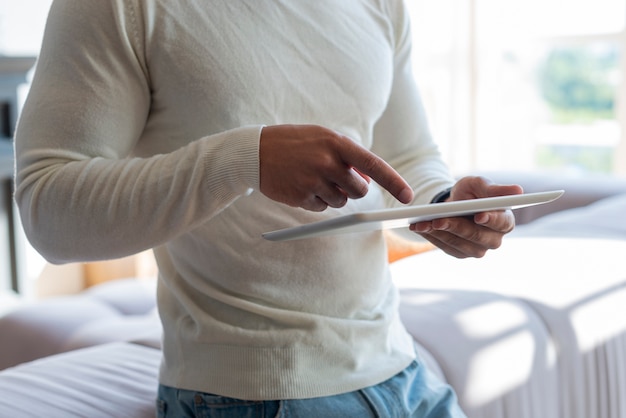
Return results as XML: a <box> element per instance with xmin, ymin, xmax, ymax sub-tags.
<box><xmin>156</xmin><ymin>358</ymin><xmax>467</xmax><ymax>418</ymax></box>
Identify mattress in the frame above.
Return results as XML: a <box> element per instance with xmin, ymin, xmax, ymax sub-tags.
<box><xmin>0</xmin><ymin>342</ymin><xmax>160</xmax><ymax>418</ymax></box>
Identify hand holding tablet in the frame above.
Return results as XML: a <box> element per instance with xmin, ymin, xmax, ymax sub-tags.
<box><xmin>262</xmin><ymin>190</ymin><xmax>564</xmax><ymax>242</ymax></box>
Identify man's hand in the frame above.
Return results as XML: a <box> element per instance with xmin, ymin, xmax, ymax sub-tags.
<box><xmin>410</xmin><ymin>176</ymin><xmax>524</xmax><ymax>258</ymax></box>
<box><xmin>259</xmin><ymin>125</ymin><xmax>413</xmax><ymax>211</ymax></box>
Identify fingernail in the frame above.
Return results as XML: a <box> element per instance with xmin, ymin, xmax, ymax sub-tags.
<box><xmin>399</xmin><ymin>188</ymin><xmax>413</xmax><ymax>204</ymax></box>
<box><xmin>413</xmin><ymin>223</ymin><xmax>431</xmax><ymax>233</ymax></box>
<box><xmin>434</xmin><ymin>221</ymin><xmax>449</xmax><ymax>231</ymax></box>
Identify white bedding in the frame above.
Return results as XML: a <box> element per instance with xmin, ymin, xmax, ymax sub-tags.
<box><xmin>0</xmin><ymin>342</ymin><xmax>160</xmax><ymax>418</ymax></box>
<box><xmin>393</xmin><ymin>237</ymin><xmax>626</xmax><ymax>418</ymax></box>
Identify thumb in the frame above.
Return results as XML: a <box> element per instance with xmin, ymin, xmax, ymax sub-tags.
<box><xmin>484</xmin><ymin>183</ymin><xmax>524</xmax><ymax>198</ymax></box>
<box><xmin>452</xmin><ymin>176</ymin><xmax>524</xmax><ymax>200</ymax></box>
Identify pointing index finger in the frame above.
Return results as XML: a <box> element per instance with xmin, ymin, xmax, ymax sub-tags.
<box><xmin>340</xmin><ymin>139</ymin><xmax>413</xmax><ymax>204</ymax></box>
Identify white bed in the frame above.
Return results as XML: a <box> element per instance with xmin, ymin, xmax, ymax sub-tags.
<box><xmin>394</xmin><ymin>236</ymin><xmax>626</xmax><ymax>418</ymax></box>
<box><xmin>1</xmin><ymin>175</ymin><xmax>624</xmax><ymax>418</ymax></box>
<box><xmin>0</xmin><ymin>342</ymin><xmax>160</xmax><ymax>418</ymax></box>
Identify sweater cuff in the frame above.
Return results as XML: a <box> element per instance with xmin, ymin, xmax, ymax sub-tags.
<box><xmin>202</xmin><ymin>125</ymin><xmax>263</xmax><ymax>201</ymax></box>
<box><xmin>231</xmin><ymin>125</ymin><xmax>263</xmax><ymax>192</ymax></box>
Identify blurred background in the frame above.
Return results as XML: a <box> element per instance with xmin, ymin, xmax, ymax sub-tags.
<box><xmin>408</xmin><ymin>0</ymin><xmax>626</xmax><ymax>177</ymax></box>
<box><xmin>4</xmin><ymin>0</ymin><xmax>626</xmax><ymax>176</ymax></box>
<box><xmin>1</xmin><ymin>0</ymin><xmax>625</xmax><ymax>299</ymax></box>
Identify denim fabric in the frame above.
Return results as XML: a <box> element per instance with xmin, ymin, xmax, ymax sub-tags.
<box><xmin>156</xmin><ymin>358</ymin><xmax>467</xmax><ymax>418</ymax></box>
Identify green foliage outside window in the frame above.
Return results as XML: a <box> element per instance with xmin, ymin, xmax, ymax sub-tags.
<box><xmin>536</xmin><ymin>145</ymin><xmax>614</xmax><ymax>174</ymax></box>
<box><xmin>536</xmin><ymin>45</ymin><xmax>619</xmax><ymax>173</ymax></box>
<box><xmin>538</xmin><ymin>46</ymin><xmax>618</xmax><ymax>123</ymax></box>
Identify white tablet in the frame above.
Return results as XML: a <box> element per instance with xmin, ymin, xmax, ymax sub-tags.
<box><xmin>262</xmin><ymin>190</ymin><xmax>564</xmax><ymax>242</ymax></box>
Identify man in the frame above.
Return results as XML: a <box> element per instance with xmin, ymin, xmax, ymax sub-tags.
<box><xmin>14</xmin><ymin>0</ymin><xmax>521</xmax><ymax>416</ymax></box>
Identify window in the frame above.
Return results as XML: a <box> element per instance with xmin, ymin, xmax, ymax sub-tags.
<box><xmin>409</xmin><ymin>0</ymin><xmax>626</xmax><ymax>177</ymax></box>
<box><xmin>0</xmin><ymin>1</ymin><xmax>52</xmax><ymax>56</ymax></box>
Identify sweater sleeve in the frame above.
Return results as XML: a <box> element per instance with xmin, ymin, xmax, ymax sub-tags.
<box><xmin>371</xmin><ymin>0</ymin><xmax>455</xmax><ymax>208</ymax></box>
<box><xmin>14</xmin><ymin>0</ymin><xmax>261</xmax><ymax>264</ymax></box>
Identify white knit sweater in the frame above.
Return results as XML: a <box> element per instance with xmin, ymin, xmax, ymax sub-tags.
<box><xmin>15</xmin><ymin>0</ymin><xmax>454</xmax><ymax>400</ymax></box>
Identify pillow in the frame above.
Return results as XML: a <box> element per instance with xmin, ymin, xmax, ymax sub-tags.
<box><xmin>513</xmin><ymin>193</ymin><xmax>626</xmax><ymax>239</ymax></box>
<box><xmin>384</xmin><ymin>230</ymin><xmax>435</xmax><ymax>263</ymax></box>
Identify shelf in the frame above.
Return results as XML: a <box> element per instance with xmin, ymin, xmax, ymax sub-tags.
<box><xmin>0</xmin><ymin>56</ymin><xmax>36</xmax><ymax>77</ymax></box>
<box><xmin>0</xmin><ymin>140</ymin><xmax>12</xmax><ymax>180</ymax></box>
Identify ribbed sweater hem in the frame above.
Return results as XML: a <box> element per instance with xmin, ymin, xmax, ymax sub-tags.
<box><xmin>159</xmin><ymin>332</ymin><xmax>416</xmax><ymax>400</ymax></box>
